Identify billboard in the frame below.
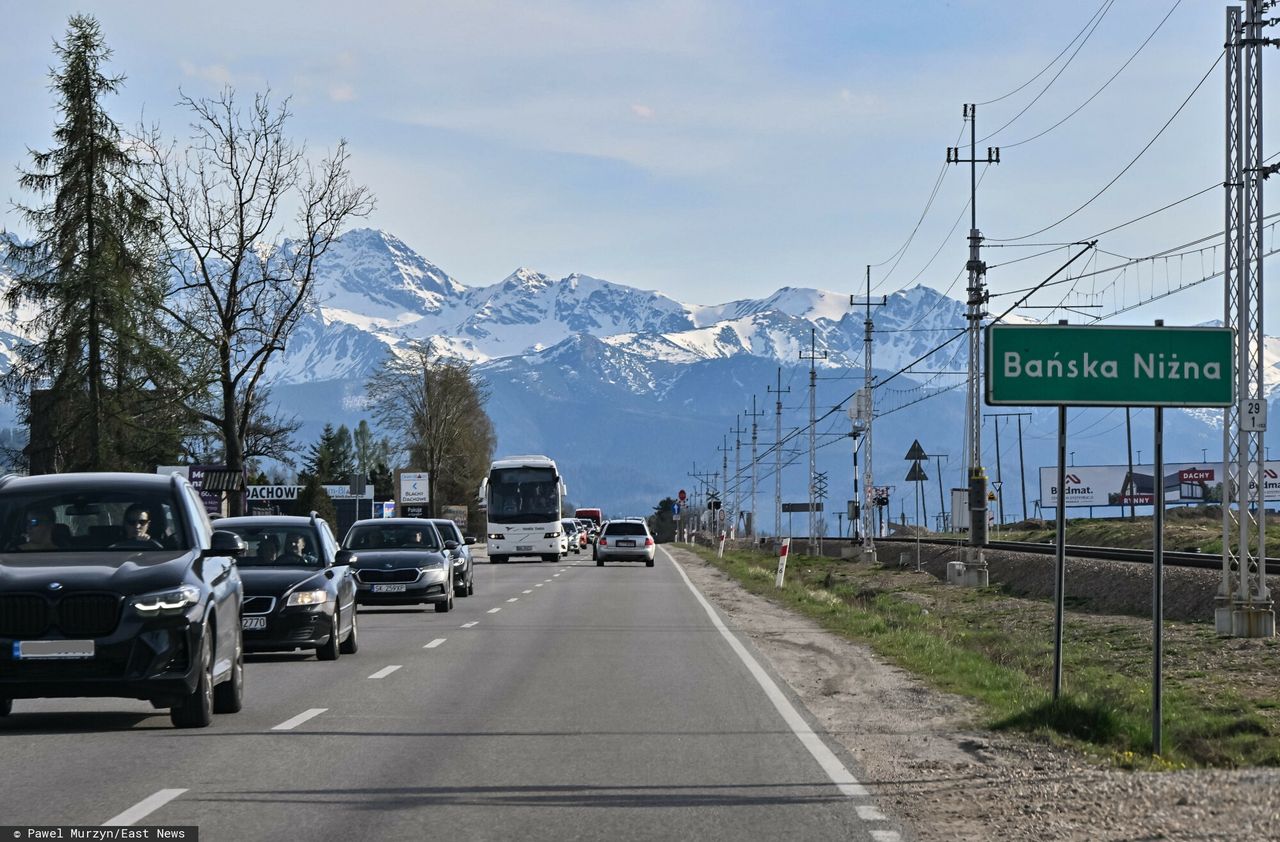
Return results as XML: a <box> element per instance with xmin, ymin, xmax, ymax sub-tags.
<box><xmin>1039</xmin><ymin>462</ymin><xmax>1280</xmax><ymax>508</ymax></box>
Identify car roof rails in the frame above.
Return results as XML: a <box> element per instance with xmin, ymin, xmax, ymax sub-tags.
<box><xmin>0</xmin><ymin>473</ymin><xmax>23</xmax><ymax>490</ymax></box>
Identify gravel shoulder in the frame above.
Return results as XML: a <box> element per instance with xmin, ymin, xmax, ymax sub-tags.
<box><xmin>666</xmin><ymin>544</ymin><xmax>1280</xmax><ymax>842</ymax></box>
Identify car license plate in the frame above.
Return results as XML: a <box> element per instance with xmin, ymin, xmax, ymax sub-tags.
<box><xmin>372</xmin><ymin>583</ymin><xmax>407</xmax><ymax>593</ymax></box>
<box><xmin>242</xmin><ymin>616</ymin><xmax>267</xmax><ymax>630</ymax></box>
<box><xmin>14</xmin><ymin>640</ymin><xmax>94</xmax><ymax>660</ymax></box>
<box><xmin>516</xmin><ymin>545</ymin><xmax>533</xmax><ymax>551</ymax></box>
<box><xmin>618</xmin><ymin>540</ymin><xmax>636</xmax><ymax>547</ymax></box>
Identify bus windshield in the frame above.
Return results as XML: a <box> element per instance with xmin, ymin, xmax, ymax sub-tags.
<box><xmin>488</xmin><ymin>467</ymin><xmax>559</xmax><ymax>524</ymax></box>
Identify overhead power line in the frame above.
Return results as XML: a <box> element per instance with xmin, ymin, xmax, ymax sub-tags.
<box><xmin>990</xmin><ymin>49</ymin><xmax>1225</xmax><ymax>243</ymax></box>
<box><xmin>976</xmin><ymin>0</ymin><xmax>1112</xmax><ymax>106</ymax></box>
<box><xmin>978</xmin><ymin>0</ymin><xmax>1116</xmax><ymax>144</ymax></box>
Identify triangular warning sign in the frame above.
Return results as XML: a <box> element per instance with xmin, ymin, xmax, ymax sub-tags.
<box><xmin>905</xmin><ymin>462</ymin><xmax>929</xmax><ymax>482</ymax></box>
<box><xmin>905</xmin><ymin>439</ymin><xmax>928</xmax><ymax>461</ymax></box>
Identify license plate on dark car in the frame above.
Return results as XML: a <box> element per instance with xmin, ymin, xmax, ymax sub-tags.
<box><xmin>14</xmin><ymin>640</ymin><xmax>94</xmax><ymax>659</ymax></box>
<box><xmin>372</xmin><ymin>583</ymin><xmax>407</xmax><ymax>593</ymax></box>
<box><xmin>242</xmin><ymin>616</ymin><xmax>267</xmax><ymax>630</ymax></box>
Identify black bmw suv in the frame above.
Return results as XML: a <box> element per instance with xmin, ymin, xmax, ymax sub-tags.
<box><xmin>0</xmin><ymin>472</ymin><xmax>247</xmax><ymax>728</ymax></box>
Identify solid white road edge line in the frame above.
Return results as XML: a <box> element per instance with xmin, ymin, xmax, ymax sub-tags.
<box><xmin>424</xmin><ymin>638</ymin><xmax>446</xmax><ymax>649</ymax></box>
<box><xmin>368</xmin><ymin>665</ymin><xmax>402</xmax><ymax>679</ymax></box>
<box><xmin>664</xmin><ymin>547</ymin><xmax>870</xmax><ymax>799</ymax></box>
<box><xmin>103</xmin><ymin>788</ymin><xmax>187</xmax><ymax>826</ymax></box>
<box><xmin>271</xmin><ymin>707</ymin><xmax>327</xmax><ymax>731</ymax></box>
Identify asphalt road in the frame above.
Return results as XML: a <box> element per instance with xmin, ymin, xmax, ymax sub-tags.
<box><xmin>0</xmin><ymin>546</ymin><xmax>906</xmax><ymax>842</ymax></box>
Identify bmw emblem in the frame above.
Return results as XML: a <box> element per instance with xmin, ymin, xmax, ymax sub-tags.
<box><xmin>48</xmin><ymin>582</ymin><xmax>63</xmax><ymax>591</ymax></box>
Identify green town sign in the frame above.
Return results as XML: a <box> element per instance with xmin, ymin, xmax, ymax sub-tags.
<box><xmin>985</xmin><ymin>324</ymin><xmax>1234</xmax><ymax>407</ymax></box>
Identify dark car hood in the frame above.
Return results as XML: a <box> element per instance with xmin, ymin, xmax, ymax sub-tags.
<box><xmin>0</xmin><ymin>551</ymin><xmax>197</xmax><ymax>594</ymax></box>
<box><xmin>346</xmin><ymin>550</ymin><xmax>446</xmax><ymax>570</ymax></box>
<box><xmin>237</xmin><ymin>566</ymin><xmax>329</xmax><ymax>598</ymax></box>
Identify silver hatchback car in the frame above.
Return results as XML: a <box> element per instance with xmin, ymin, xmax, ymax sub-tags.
<box><xmin>595</xmin><ymin>519</ymin><xmax>655</xmax><ymax>567</ymax></box>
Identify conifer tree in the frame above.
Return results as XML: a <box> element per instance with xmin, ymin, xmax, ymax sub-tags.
<box><xmin>2</xmin><ymin>15</ymin><xmax>189</xmax><ymax>471</ymax></box>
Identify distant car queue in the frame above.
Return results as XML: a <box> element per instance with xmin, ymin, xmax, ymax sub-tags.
<box><xmin>0</xmin><ymin>469</ymin><xmax>656</xmax><ymax>729</ymax></box>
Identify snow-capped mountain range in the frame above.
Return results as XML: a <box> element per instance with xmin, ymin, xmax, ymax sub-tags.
<box><xmin>3</xmin><ymin>227</ymin><xmax>1279</xmax><ymax>522</ymax></box>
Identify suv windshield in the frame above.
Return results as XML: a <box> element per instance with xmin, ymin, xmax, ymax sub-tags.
<box><xmin>345</xmin><ymin>524</ymin><xmax>441</xmax><ymax>551</ymax></box>
<box><xmin>0</xmin><ymin>488</ymin><xmax>189</xmax><ymax>554</ymax></box>
<box><xmin>605</xmin><ymin>522</ymin><xmax>648</xmax><ymax>537</ymax></box>
<box><xmin>220</xmin><ymin>524</ymin><xmax>322</xmax><ymax>567</ymax></box>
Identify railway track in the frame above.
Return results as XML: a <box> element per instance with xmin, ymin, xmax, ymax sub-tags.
<box><xmin>877</xmin><ymin>535</ymin><xmax>1280</xmax><ymax>576</ymax></box>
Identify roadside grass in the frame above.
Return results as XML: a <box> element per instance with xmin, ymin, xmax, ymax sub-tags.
<box><xmin>683</xmin><ymin>543</ymin><xmax>1280</xmax><ymax>769</ymax></box>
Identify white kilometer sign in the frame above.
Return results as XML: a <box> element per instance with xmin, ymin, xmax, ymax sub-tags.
<box><xmin>401</xmin><ymin>472</ymin><xmax>429</xmax><ymax>504</ymax></box>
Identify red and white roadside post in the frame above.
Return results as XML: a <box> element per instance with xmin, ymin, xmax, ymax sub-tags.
<box><xmin>775</xmin><ymin>537</ymin><xmax>790</xmax><ymax>588</ymax></box>
<box><xmin>717</xmin><ymin>531</ymin><xmax>726</xmax><ymax>558</ymax></box>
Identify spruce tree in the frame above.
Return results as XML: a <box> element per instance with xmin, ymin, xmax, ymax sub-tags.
<box><xmin>2</xmin><ymin>14</ymin><xmax>188</xmax><ymax>471</ymax></box>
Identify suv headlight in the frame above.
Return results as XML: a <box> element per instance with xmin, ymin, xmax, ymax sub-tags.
<box><xmin>287</xmin><ymin>589</ymin><xmax>329</xmax><ymax>606</ymax></box>
<box><xmin>132</xmin><ymin>585</ymin><xmax>200</xmax><ymax>617</ymax></box>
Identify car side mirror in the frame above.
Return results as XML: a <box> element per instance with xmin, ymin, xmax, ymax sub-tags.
<box><xmin>335</xmin><ymin>549</ymin><xmax>356</xmax><ymax>566</ymax></box>
<box><xmin>464</xmin><ymin>536</ymin><xmax>476</xmax><ymax>546</ymax></box>
<box><xmin>206</xmin><ymin>530</ymin><xmax>246</xmax><ymax>558</ymax></box>
<box><xmin>444</xmin><ymin>540</ymin><xmax>459</xmax><ymax>551</ymax></box>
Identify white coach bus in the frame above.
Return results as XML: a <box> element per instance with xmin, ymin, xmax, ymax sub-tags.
<box><xmin>479</xmin><ymin>454</ymin><xmax>566</xmax><ymax>563</ymax></box>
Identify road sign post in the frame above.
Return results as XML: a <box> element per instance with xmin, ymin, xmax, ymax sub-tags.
<box><xmin>987</xmin><ymin>321</ymin><xmax>1235</xmax><ymax>752</ymax></box>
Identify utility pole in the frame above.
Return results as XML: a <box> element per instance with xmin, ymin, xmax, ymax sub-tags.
<box><xmin>747</xmin><ymin>395</ymin><xmax>765</xmax><ymax>541</ymax></box>
<box><xmin>730</xmin><ymin>414</ymin><xmax>746</xmax><ymax>538</ymax></box>
<box><xmin>932</xmin><ymin>452</ymin><xmax>950</xmax><ymax>530</ymax></box>
<box><xmin>1220</xmin><ymin>1</ymin><xmax>1274</xmax><ymax>637</ymax></box>
<box><xmin>850</xmin><ymin>268</ymin><xmax>886</xmax><ymax>562</ymax></box>
<box><xmin>947</xmin><ymin>103</ymin><xmax>1000</xmax><ymax>587</ymax></box>
<box><xmin>688</xmin><ymin>465</ymin><xmax>718</xmax><ymax>537</ymax></box>
<box><xmin>984</xmin><ymin>412</ymin><xmax>1032</xmax><ymax>527</ymax></box>
<box><xmin>768</xmin><ymin>368</ymin><xmax>790</xmax><ymax>541</ymax></box>
<box><xmin>718</xmin><ymin>435</ymin><xmax>730</xmax><ymax>539</ymax></box>
<box><xmin>801</xmin><ymin>329</ymin><xmax>827</xmax><ymax>555</ymax></box>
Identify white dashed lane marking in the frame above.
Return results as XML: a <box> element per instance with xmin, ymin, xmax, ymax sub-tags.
<box><xmin>460</xmin><ymin>621</ymin><xmax>478</xmax><ymax>628</ymax></box>
<box><xmin>506</xmin><ymin>598</ymin><xmax>519</xmax><ymax>603</ymax></box>
<box><xmin>857</xmin><ymin>806</ymin><xmax>888</xmax><ymax>821</ymax></box>
<box><xmin>535</xmin><ymin>584</ymin><xmax>544</xmax><ymax>588</ymax></box>
<box><xmin>368</xmin><ymin>665</ymin><xmax>402</xmax><ymax>679</ymax></box>
<box><xmin>522</xmin><ymin>589</ymin><xmax>533</xmax><ymax>594</ymax></box>
<box><xmin>424</xmin><ymin>638</ymin><xmax>446</xmax><ymax>649</ymax></box>
<box><xmin>487</xmin><ymin>608</ymin><xmax>502</xmax><ymax>614</ymax></box>
<box><xmin>271</xmin><ymin>708</ymin><xmax>327</xmax><ymax>731</ymax></box>
<box><xmin>103</xmin><ymin>789</ymin><xmax>187</xmax><ymax>826</ymax></box>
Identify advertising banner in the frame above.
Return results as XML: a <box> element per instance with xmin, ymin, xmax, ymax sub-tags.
<box><xmin>1039</xmin><ymin>462</ymin><xmax>1280</xmax><ymax>508</ymax></box>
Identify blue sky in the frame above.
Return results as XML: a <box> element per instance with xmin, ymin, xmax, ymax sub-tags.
<box><xmin>1</xmin><ymin>1</ymin><xmax>1274</xmax><ymax>329</ymax></box>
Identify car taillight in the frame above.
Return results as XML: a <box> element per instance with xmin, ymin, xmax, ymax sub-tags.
<box><xmin>599</xmin><ymin>538</ymin><xmax>608</xmax><ymax>546</ymax></box>
<box><xmin>645</xmin><ymin>537</ymin><xmax>654</xmax><ymax>546</ymax></box>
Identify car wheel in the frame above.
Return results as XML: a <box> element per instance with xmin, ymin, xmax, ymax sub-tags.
<box><xmin>467</xmin><ymin>576</ymin><xmax>475</xmax><ymax>596</ymax></box>
<box><xmin>435</xmin><ymin>589</ymin><xmax>453</xmax><ymax>613</ymax></box>
<box><xmin>646</xmin><ymin>558</ymin><xmax>655</xmax><ymax>567</ymax></box>
<box><xmin>596</xmin><ymin>557</ymin><xmax>604</xmax><ymax>567</ymax></box>
<box><xmin>213</xmin><ymin>627</ymin><xmax>244</xmax><ymax>714</ymax></box>
<box><xmin>0</xmin><ymin>698</ymin><xmax>11</xmax><ymax>717</ymax></box>
<box><xmin>317</xmin><ymin>609</ymin><xmax>342</xmax><ymax>661</ymax></box>
<box><xmin>340</xmin><ymin>608</ymin><xmax>359</xmax><ymax>655</ymax></box>
<box><xmin>171</xmin><ymin>623</ymin><xmax>215</xmax><ymax>728</ymax></box>
<box><xmin>541</xmin><ymin>554</ymin><xmax>556</xmax><ymax>563</ymax></box>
